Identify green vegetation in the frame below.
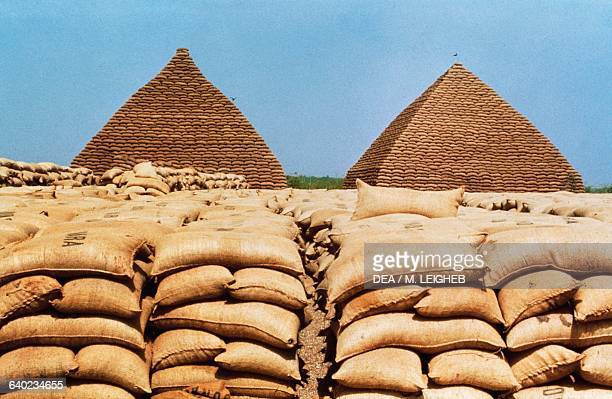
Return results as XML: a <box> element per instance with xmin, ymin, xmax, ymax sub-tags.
<box><xmin>286</xmin><ymin>175</ymin><xmax>344</xmax><ymax>189</ymax></box>
<box><xmin>586</xmin><ymin>185</ymin><xmax>612</xmax><ymax>193</ymax></box>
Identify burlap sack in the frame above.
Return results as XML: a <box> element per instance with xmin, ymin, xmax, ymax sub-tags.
<box><xmin>152</xmin><ymin>329</ymin><xmax>226</xmax><ymax>371</ymax></box>
<box><xmin>579</xmin><ymin>344</ymin><xmax>612</xmax><ymax>387</ymax></box>
<box><xmin>214</xmin><ymin>340</ymin><xmax>299</xmax><ymax>381</ymax></box>
<box><xmin>0</xmin><ymin>210</ymin><xmax>51</xmax><ymax>230</ymax></box>
<box><xmin>482</xmin><ymin>225</ymin><xmax>612</xmax><ymax>286</ymax></box>
<box><xmin>421</xmin><ymin>386</ymin><xmax>494</xmax><ymax>399</ymax></box>
<box><xmin>219</xmin><ymin>371</ymin><xmax>296</xmax><ymax>399</ymax></box>
<box><xmin>0</xmin><ymin>218</ymin><xmax>39</xmax><ymax>236</ymax></box>
<box><xmin>309</xmin><ymin>208</ymin><xmax>352</xmax><ymax>229</ymax></box>
<box><xmin>133</xmin><ymin>162</ymin><xmax>159</xmax><ymax>178</ymax></box>
<box><xmin>198</xmin><ymin>206</ymin><xmax>281</xmax><ymax>220</ymax></box>
<box><xmin>139</xmin><ymin>296</ymin><xmax>155</xmax><ymax>332</ymax></box>
<box><xmin>0</xmin><ymin>230</ymin><xmax>145</xmax><ymax>282</ymax></box>
<box><xmin>352</xmin><ymin>179</ymin><xmax>464</xmax><ymax>220</ymax></box>
<box><xmin>23</xmin><ymin>204</ymin><xmax>79</xmax><ymax>222</ymax></box>
<box><xmin>327</xmin><ymin>230</ymin><xmax>482</xmax><ymax>304</ymax></box>
<box><xmin>38</xmin><ymin>220</ymin><xmax>172</xmax><ymax>249</ymax></box>
<box><xmin>428</xmin><ymin>349</ymin><xmax>519</xmax><ymax>391</ymax></box>
<box><xmin>151</xmin><ymin>382</ymin><xmax>230</xmax><ymax>399</ymax></box>
<box><xmin>332</xmin><ymin>347</ymin><xmax>426</xmax><ymax>392</ymax></box>
<box><xmin>184</xmin><ymin>218</ymin><xmax>299</xmax><ymax>240</ymax></box>
<box><xmin>329</xmin><ymin>215</ymin><xmax>485</xmax><ymax>248</ymax></box>
<box><xmin>71</xmin><ymin>344</ymin><xmax>151</xmax><ymax>394</ymax></box>
<box><xmin>414</xmin><ymin>288</ymin><xmax>504</xmax><ymax>325</ymax></box>
<box><xmin>510</xmin><ymin>344</ymin><xmax>582</xmax><ymax>389</ymax></box>
<box><xmin>150</xmin><ymin>300</ymin><xmax>300</xmax><ymax>349</ymax></box>
<box><xmin>0</xmin><ymin>346</ymin><xmax>77</xmax><ymax>379</ymax></box>
<box><xmin>140</xmin><ymin>199</ymin><xmax>204</xmax><ymax>220</ymax></box>
<box><xmin>0</xmin><ymin>314</ymin><xmax>145</xmax><ymax>351</ymax></box>
<box><xmin>336</xmin><ymin>312</ymin><xmax>505</xmax><ymax>361</ymax></box>
<box><xmin>0</xmin><ymin>225</ymin><xmax>29</xmax><ymax>247</ymax></box>
<box><xmin>152</xmin><ymin>232</ymin><xmax>304</xmax><ymax>278</ymax></box>
<box><xmin>151</xmin><ymin>365</ymin><xmax>218</xmax><ymax>391</ymax></box>
<box><xmin>498</xmin><ymin>270</ymin><xmax>578</xmax><ymax>327</ymax></box>
<box><xmin>126</xmin><ymin>177</ymin><xmax>170</xmax><ymax>194</ymax></box>
<box><xmin>339</xmin><ymin>287</ymin><xmax>427</xmax><ymax>328</ymax></box>
<box><xmin>511</xmin><ymin>382</ymin><xmax>612</xmax><ymax>399</ymax></box>
<box><xmin>116</xmin><ymin>203</ymin><xmax>199</xmax><ymax>223</ymax></box>
<box><xmin>0</xmin><ymin>382</ymin><xmax>136</xmax><ymax>399</ymax></box>
<box><xmin>101</xmin><ymin>166</ymin><xmax>124</xmax><ymax>181</ymax></box>
<box><xmin>506</xmin><ymin>311</ymin><xmax>612</xmax><ymax>351</ymax></box>
<box><xmin>333</xmin><ymin>386</ymin><xmax>413</xmax><ymax>399</ymax></box>
<box><xmin>227</xmin><ymin>268</ymin><xmax>308</xmax><ymax>310</ymax></box>
<box><xmin>575</xmin><ymin>275</ymin><xmax>612</xmax><ymax>322</ymax></box>
<box><xmin>52</xmin><ymin>274</ymin><xmax>144</xmax><ymax>319</ymax></box>
<box><xmin>75</xmin><ymin>207</ymin><xmax>187</xmax><ymax>229</ymax></box>
<box><xmin>574</xmin><ymin>206</ymin><xmax>612</xmax><ymax>223</ymax></box>
<box><xmin>0</xmin><ymin>276</ymin><xmax>61</xmax><ymax>323</ymax></box>
<box><xmin>154</xmin><ymin>265</ymin><xmax>233</xmax><ymax>307</ymax></box>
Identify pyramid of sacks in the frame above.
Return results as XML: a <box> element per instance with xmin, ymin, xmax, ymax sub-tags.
<box><xmin>72</xmin><ymin>48</ymin><xmax>286</xmax><ymax>189</ymax></box>
<box><xmin>344</xmin><ymin>63</ymin><xmax>584</xmax><ymax>192</ymax></box>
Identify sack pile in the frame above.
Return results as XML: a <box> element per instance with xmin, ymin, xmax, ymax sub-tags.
<box><xmin>0</xmin><ymin>180</ymin><xmax>610</xmax><ymax>398</ymax></box>
<box><xmin>329</xmin><ymin>255</ymin><xmax>508</xmax><ymax>397</ymax></box>
<box><xmin>0</xmin><ymin>157</ymin><xmax>98</xmax><ymax>188</ymax></box>
<box><xmin>148</xmin><ymin>201</ymin><xmax>308</xmax><ymax>399</ymax></box>
<box><xmin>314</xmin><ymin>182</ymin><xmax>612</xmax><ymax>398</ymax></box>
<box><xmin>500</xmin><ymin>274</ymin><xmax>612</xmax><ymax>397</ymax></box>
<box><xmin>490</xmin><ymin>226</ymin><xmax>612</xmax><ymax>397</ymax></box>
<box><xmin>464</xmin><ymin>191</ymin><xmax>612</xmax><ymax>223</ymax></box>
<box><xmin>100</xmin><ymin>161</ymin><xmax>248</xmax><ymax>197</ymax></box>
<box><xmin>274</xmin><ymin>189</ymin><xmax>356</xmax><ymax>280</ymax></box>
<box><xmin>0</xmin><ymin>222</ymin><xmax>155</xmax><ymax>399</ymax></box>
<box><xmin>72</xmin><ymin>198</ymin><xmax>207</xmax><ymax>229</ymax></box>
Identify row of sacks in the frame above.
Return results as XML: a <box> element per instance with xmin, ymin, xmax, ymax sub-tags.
<box><xmin>329</xmin><ymin>283</ymin><xmax>612</xmax><ymax>397</ymax></box>
<box><xmin>0</xmin><ymin>220</ymin><xmax>165</xmax><ymax>399</ymax></box>
<box><xmin>146</xmin><ymin>205</ymin><xmax>308</xmax><ymax>398</ymax></box>
<box><xmin>275</xmin><ymin>189</ymin><xmax>356</xmax><ymax>280</ymax></box>
<box><xmin>463</xmin><ymin>191</ymin><xmax>612</xmax><ymax>223</ymax></box>
<box><xmin>100</xmin><ymin>161</ymin><xmax>249</xmax><ymax>197</ymax></box>
<box><xmin>286</xmin><ymin>200</ymin><xmax>611</xmax><ymax>397</ymax></box>
<box><xmin>0</xmin><ymin>157</ymin><xmax>98</xmax><ymax>188</ymax></box>
<box><xmin>309</xmin><ymin>182</ymin><xmax>612</xmax><ymax>398</ymax></box>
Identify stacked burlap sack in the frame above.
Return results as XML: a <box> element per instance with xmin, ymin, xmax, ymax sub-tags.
<box><xmin>325</xmin><ymin>180</ymin><xmax>503</xmax><ymax>399</ymax></box>
<box><xmin>71</xmin><ymin>197</ymin><xmax>207</xmax><ymax>229</ymax></box>
<box><xmin>0</xmin><ymin>220</ymin><xmax>166</xmax><ymax>399</ymax></box>
<box><xmin>0</xmin><ymin>193</ymin><xmax>124</xmax><ymax>248</ymax></box>
<box><xmin>321</xmin><ymin>180</ymin><xmax>612</xmax><ymax>399</ymax></box>
<box><xmin>148</xmin><ymin>202</ymin><xmax>308</xmax><ymax>398</ymax></box>
<box><xmin>0</xmin><ymin>157</ymin><xmax>98</xmax><ymax>188</ymax></box>
<box><xmin>276</xmin><ymin>189</ymin><xmax>355</xmax><ymax>280</ymax></box>
<box><xmin>464</xmin><ymin>191</ymin><xmax>612</xmax><ymax>223</ymax></box>
<box><xmin>100</xmin><ymin>161</ymin><xmax>248</xmax><ymax>197</ymax></box>
<box><xmin>483</xmin><ymin>223</ymin><xmax>612</xmax><ymax>398</ymax></box>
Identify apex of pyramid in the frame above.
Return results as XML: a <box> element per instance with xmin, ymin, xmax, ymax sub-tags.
<box><xmin>176</xmin><ymin>47</ymin><xmax>190</xmax><ymax>54</ymax></box>
<box><xmin>446</xmin><ymin>62</ymin><xmax>472</xmax><ymax>75</ymax></box>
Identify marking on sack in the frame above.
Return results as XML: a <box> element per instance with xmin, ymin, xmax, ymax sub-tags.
<box><xmin>542</xmin><ymin>387</ymin><xmax>564</xmax><ymax>398</ymax></box>
<box><xmin>62</xmin><ymin>231</ymin><xmax>87</xmax><ymax>247</ymax></box>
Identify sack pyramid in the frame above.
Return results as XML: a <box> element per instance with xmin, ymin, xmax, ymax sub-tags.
<box><xmin>344</xmin><ymin>63</ymin><xmax>584</xmax><ymax>192</ymax></box>
<box><xmin>72</xmin><ymin>48</ymin><xmax>286</xmax><ymax>189</ymax></box>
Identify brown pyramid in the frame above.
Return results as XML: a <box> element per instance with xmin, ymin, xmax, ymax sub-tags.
<box><xmin>72</xmin><ymin>48</ymin><xmax>286</xmax><ymax>189</ymax></box>
<box><xmin>344</xmin><ymin>63</ymin><xmax>584</xmax><ymax>192</ymax></box>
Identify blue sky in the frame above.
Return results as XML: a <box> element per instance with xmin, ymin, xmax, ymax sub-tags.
<box><xmin>0</xmin><ymin>1</ymin><xmax>610</xmax><ymax>184</ymax></box>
